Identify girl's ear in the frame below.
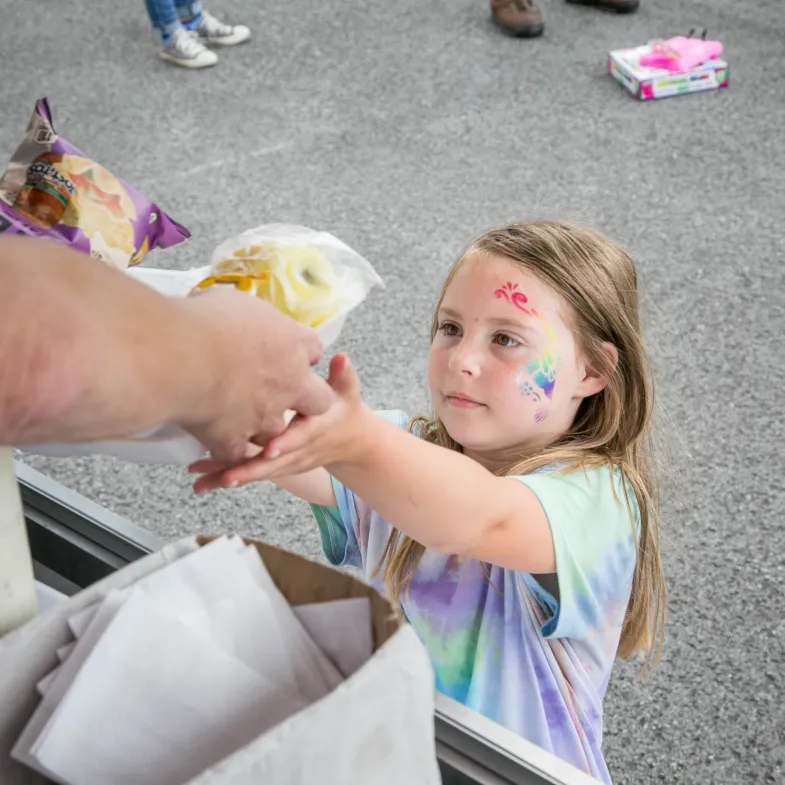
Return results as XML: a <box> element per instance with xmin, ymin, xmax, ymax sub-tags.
<box><xmin>578</xmin><ymin>342</ymin><xmax>619</xmax><ymax>398</ymax></box>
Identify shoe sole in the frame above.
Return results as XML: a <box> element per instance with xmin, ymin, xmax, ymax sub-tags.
<box><xmin>159</xmin><ymin>52</ymin><xmax>218</xmax><ymax>68</ymax></box>
<box><xmin>492</xmin><ymin>18</ymin><xmax>545</xmax><ymax>38</ymax></box>
<box><xmin>565</xmin><ymin>0</ymin><xmax>639</xmax><ymax>12</ymax></box>
<box><xmin>201</xmin><ymin>36</ymin><xmax>251</xmax><ymax>47</ymax></box>
<box><xmin>199</xmin><ymin>29</ymin><xmax>251</xmax><ymax>47</ymax></box>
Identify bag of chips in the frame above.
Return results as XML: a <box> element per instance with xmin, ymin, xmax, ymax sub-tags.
<box><xmin>0</xmin><ymin>98</ymin><xmax>189</xmax><ymax>269</ymax></box>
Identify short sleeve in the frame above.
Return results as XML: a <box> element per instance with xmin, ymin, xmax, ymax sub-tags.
<box><xmin>309</xmin><ymin>409</ymin><xmax>411</xmax><ymax>569</ymax></box>
<box><xmin>511</xmin><ymin>466</ymin><xmax>638</xmax><ymax>641</ymax></box>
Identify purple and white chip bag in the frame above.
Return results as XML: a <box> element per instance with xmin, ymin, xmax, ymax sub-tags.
<box><xmin>0</xmin><ymin>98</ymin><xmax>189</xmax><ymax>269</ymax></box>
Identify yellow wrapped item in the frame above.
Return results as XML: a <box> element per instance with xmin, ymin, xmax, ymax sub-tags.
<box><xmin>193</xmin><ymin>240</ymin><xmax>341</xmax><ymax>327</ymax></box>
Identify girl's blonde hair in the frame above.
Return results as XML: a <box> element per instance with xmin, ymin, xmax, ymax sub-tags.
<box><xmin>376</xmin><ymin>219</ymin><xmax>665</xmax><ymax>671</ymax></box>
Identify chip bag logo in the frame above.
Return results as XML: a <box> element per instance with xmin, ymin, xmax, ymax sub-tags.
<box><xmin>14</xmin><ymin>155</ymin><xmax>77</xmax><ymax>228</ymax></box>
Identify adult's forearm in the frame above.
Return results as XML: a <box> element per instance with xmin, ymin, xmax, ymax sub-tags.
<box><xmin>0</xmin><ymin>237</ymin><xmax>216</xmax><ymax>444</ymax></box>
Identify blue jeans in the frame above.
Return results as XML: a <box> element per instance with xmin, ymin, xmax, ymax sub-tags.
<box><xmin>145</xmin><ymin>0</ymin><xmax>203</xmax><ymax>41</ymax></box>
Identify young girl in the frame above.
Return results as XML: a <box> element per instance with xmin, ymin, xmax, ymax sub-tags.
<box><xmin>189</xmin><ymin>220</ymin><xmax>666</xmax><ymax>783</ymax></box>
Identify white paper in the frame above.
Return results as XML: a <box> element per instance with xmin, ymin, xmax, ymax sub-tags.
<box><xmin>33</xmin><ymin>646</ymin><xmax>74</xmax><ymax>698</ymax></box>
<box><xmin>36</xmin><ymin>598</ymin><xmax>372</xmax><ymax>698</ymax></box>
<box><xmin>31</xmin><ymin>592</ymin><xmax>308</xmax><ymax>785</ymax></box>
<box><xmin>294</xmin><ymin>598</ymin><xmax>372</xmax><ymax>678</ymax></box>
<box><xmin>72</xmin><ymin>538</ymin><xmax>321</xmax><ymax>695</ymax></box>
<box><xmin>238</xmin><ymin>546</ymin><xmax>344</xmax><ymax>698</ymax></box>
<box><xmin>67</xmin><ymin>537</ymin><xmax>246</xmax><ymax>640</ymax></box>
<box><xmin>0</xmin><ymin>448</ymin><xmax>37</xmax><ymax>634</ymax></box>
<box><xmin>0</xmin><ymin>534</ymin><xmax>439</xmax><ymax>785</ymax></box>
<box><xmin>13</xmin><ymin>537</ymin><xmax>385</xmax><ymax>785</ymax></box>
<box><xmin>35</xmin><ymin>643</ymin><xmax>76</xmax><ymax>697</ymax></box>
<box><xmin>13</xmin><ymin>589</ymin><xmax>129</xmax><ymax>773</ymax></box>
<box><xmin>37</xmin><ymin>596</ymin><xmax>372</xmax><ymax>699</ymax></box>
<box><xmin>36</xmin><ymin>669</ymin><xmax>57</xmax><ymax>698</ymax></box>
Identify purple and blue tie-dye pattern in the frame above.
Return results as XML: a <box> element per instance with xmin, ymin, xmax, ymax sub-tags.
<box><xmin>309</xmin><ymin>410</ymin><xmax>638</xmax><ymax>783</ymax></box>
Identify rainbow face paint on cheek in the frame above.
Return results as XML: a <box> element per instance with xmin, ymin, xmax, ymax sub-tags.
<box><xmin>497</xmin><ymin>281</ymin><xmax>563</xmax><ymax>422</ymax></box>
<box><xmin>525</xmin><ymin>321</ymin><xmax>562</xmax><ymax>419</ymax></box>
<box><xmin>519</xmin><ymin>379</ymin><xmax>540</xmax><ymax>402</ymax></box>
<box><xmin>526</xmin><ymin>340</ymin><xmax>561</xmax><ymax>401</ymax></box>
<box><xmin>518</xmin><ymin>375</ymin><xmax>550</xmax><ymax>423</ymax></box>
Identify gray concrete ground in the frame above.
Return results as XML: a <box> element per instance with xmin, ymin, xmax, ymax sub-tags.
<box><xmin>4</xmin><ymin>0</ymin><xmax>784</xmax><ymax>781</ymax></box>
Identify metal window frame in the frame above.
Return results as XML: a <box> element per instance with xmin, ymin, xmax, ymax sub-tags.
<box><xmin>16</xmin><ymin>460</ymin><xmax>598</xmax><ymax>785</ymax></box>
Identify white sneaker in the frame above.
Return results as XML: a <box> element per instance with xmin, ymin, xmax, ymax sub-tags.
<box><xmin>196</xmin><ymin>10</ymin><xmax>251</xmax><ymax>46</ymax></box>
<box><xmin>159</xmin><ymin>28</ymin><xmax>218</xmax><ymax>68</ymax></box>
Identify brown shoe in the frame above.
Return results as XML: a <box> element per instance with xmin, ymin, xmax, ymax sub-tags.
<box><xmin>565</xmin><ymin>0</ymin><xmax>639</xmax><ymax>12</ymax></box>
<box><xmin>491</xmin><ymin>0</ymin><xmax>545</xmax><ymax>37</ymax></box>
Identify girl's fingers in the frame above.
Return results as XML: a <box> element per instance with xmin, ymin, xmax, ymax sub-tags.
<box><xmin>262</xmin><ymin>452</ymin><xmax>324</xmax><ymax>480</ymax></box>
<box><xmin>193</xmin><ymin>450</ymin><xmax>316</xmax><ymax>492</ymax></box>
<box><xmin>188</xmin><ymin>459</ymin><xmax>229</xmax><ymax>474</ymax></box>
<box><xmin>231</xmin><ymin>452</ymin><xmax>315</xmax><ymax>485</ymax></box>
<box><xmin>193</xmin><ymin>463</ymin><xmax>262</xmax><ymax>492</ymax></box>
<box><xmin>215</xmin><ymin>455</ymin><xmax>290</xmax><ymax>488</ymax></box>
<box><xmin>189</xmin><ymin>443</ymin><xmax>263</xmax><ymax>473</ymax></box>
<box><xmin>189</xmin><ymin>442</ymin><xmax>266</xmax><ymax>474</ymax></box>
<box><xmin>263</xmin><ymin>418</ymin><xmax>317</xmax><ymax>459</ymax></box>
<box><xmin>193</xmin><ymin>472</ymin><xmax>226</xmax><ymax>494</ymax></box>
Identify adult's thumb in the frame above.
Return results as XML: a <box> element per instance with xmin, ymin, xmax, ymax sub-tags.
<box><xmin>295</xmin><ymin>374</ymin><xmax>336</xmax><ymax>417</ymax></box>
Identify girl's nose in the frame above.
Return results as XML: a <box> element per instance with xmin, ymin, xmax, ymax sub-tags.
<box><xmin>448</xmin><ymin>339</ymin><xmax>482</xmax><ymax>376</ymax></box>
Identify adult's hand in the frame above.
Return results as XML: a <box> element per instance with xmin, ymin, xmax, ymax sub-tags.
<box><xmin>177</xmin><ymin>289</ymin><xmax>336</xmax><ymax>463</ymax></box>
<box><xmin>0</xmin><ymin>235</ymin><xmax>334</xmax><ymax>455</ymax></box>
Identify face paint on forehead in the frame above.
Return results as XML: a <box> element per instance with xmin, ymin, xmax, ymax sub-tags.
<box><xmin>493</xmin><ymin>280</ymin><xmax>547</xmax><ymax>324</ymax></box>
<box><xmin>499</xmin><ymin>280</ymin><xmax>563</xmax><ymax>420</ymax></box>
<box><xmin>494</xmin><ymin>281</ymin><xmax>530</xmax><ymax>311</ymax></box>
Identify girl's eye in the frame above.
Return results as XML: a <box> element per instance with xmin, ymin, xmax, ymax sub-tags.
<box><xmin>437</xmin><ymin>321</ymin><xmax>461</xmax><ymax>336</ymax></box>
<box><xmin>493</xmin><ymin>333</ymin><xmax>521</xmax><ymax>348</ymax></box>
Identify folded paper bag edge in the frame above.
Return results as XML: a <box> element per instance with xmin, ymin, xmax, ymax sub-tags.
<box><xmin>195</xmin><ymin>534</ymin><xmax>402</xmax><ymax>653</ymax></box>
<box><xmin>0</xmin><ymin>537</ymin><xmax>201</xmax><ymax>785</ymax></box>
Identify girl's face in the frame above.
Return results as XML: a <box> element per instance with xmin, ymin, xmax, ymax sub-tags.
<box><xmin>428</xmin><ymin>252</ymin><xmax>604</xmax><ymax>470</ymax></box>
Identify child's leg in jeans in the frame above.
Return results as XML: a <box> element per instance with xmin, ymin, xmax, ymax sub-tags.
<box><xmin>144</xmin><ymin>0</ymin><xmax>184</xmax><ymax>42</ymax></box>
<box><xmin>177</xmin><ymin>0</ymin><xmax>204</xmax><ymax>31</ymax></box>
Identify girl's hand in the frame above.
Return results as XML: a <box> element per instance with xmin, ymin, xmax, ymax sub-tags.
<box><xmin>188</xmin><ymin>353</ymin><xmax>371</xmax><ymax>493</ymax></box>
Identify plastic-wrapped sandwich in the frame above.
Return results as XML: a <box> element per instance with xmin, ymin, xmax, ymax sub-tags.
<box><xmin>195</xmin><ymin>238</ymin><xmax>342</xmax><ymax>328</ymax></box>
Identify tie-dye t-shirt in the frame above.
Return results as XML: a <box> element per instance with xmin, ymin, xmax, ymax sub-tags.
<box><xmin>309</xmin><ymin>411</ymin><xmax>639</xmax><ymax>783</ymax></box>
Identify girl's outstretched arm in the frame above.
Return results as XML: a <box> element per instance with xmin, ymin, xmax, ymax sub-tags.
<box><xmin>190</xmin><ymin>444</ymin><xmax>335</xmax><ymax>506</ymax></box>
<box><xmin>190</xmin><ymin>355</ymin><xmax>555</xmax><ymax>574</ymax></box>
<box><xmin>269</xmin><ymin>469</ymin><xmax>335</xmax><ymax>506</ymax></box>
<box><xmin>328</xmin><ymin>409</ymin><xmax>555</xmax><ymax>573</ymax></box>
